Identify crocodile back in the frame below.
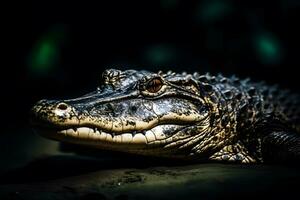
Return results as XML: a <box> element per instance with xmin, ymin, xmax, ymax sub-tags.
<box><xmin>195</xmin><ymin>73</ymin><xmax>299</xmax><ymax>133</ymax></box>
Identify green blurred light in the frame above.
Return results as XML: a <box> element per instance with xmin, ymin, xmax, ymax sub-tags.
<box><xmin>32</xmin><ymin>41</ymin><xmax>57</xmax><ymax>73</ymax></box>
<box><xmin>258</xmin><ymin>37</ymin><xmax>277</xmax><ymax>56</ymax></box>
<box><xmin>197</xmin><ymin>0</ymin><xmax>232</xmax><ymax>23</ymax></box>
<box><xmin>256</xmin><ymin>34</ymin><xmax>281</xmax><ymax>64</ymax></box>
<box><xmin>28</xmin><ymin>24</ymin><xmax>66</xmax><ymax>76</ymax></box>
<box><xmin>145</xmin><ymin>45</ymin><xmax>176</xmax><ymax>65</ymax></box>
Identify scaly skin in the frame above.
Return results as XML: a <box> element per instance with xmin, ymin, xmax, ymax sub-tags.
<box><xmin>30</xmin><ymin>69</ymin><xmax>300</xmax><ymax>164</ymax></box>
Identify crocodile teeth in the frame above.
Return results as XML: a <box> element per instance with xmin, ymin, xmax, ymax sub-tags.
<box><xmin>145</xmin><ymin>130</ymin><xmax>155</xmax><ymax>143</ymax></box>
<box><xmin>66</xmin><ymin>128</ymin><xmax>77</xmax><ymax>137</ymax></box>
<box><xmin>100</xmin><ymin>131</ymin><xmax>106</xmax><ymax>140</ymax></box>
<box><xmin>113</xmin><ymin>135</ymin><xmax>122</xmax><ymax>143</ymax></box>
<box><xmin>132</xmin><ymin>133</ymin><xmax>147</xmax><ymax>144</ymax></box>
<box><xmin>95</xmin><ymin>129</ymin><xmax>101</xmax><ymax>135</ymax></box>
<box><xmin>121</xmin><ymin>133</ymin><xmax>133</xmax><ymax>143</ymax></box>
<box><xmin>59</xmin><ymin>127</ymin><xmax>148</xmax><ymax>145</ymax></box>
<box><xmin>106</xmin><ymin>133</ymin><xmax>113</xmax><ymax>142</ymax></box>
<box><xmin>77</xmin><ymin>127</ymin><xmax>90</xmax><ymax>139</ymax></box>
<box><xmin>58</xmin><ymin>129</ymin><xmax>67</xmax><ymax>136</ymax></box>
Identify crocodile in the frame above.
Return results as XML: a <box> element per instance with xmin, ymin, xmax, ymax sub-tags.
<box><xmin>30</xmin><ymin>69</ymin><xmax>300</xmax><ymax>164</ymax></box>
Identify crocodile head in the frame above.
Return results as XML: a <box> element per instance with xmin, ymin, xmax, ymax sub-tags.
<box><xmin>31</xmin><ymin>69</ymin><xmax>215</xmax><ymax>160</ymax></box>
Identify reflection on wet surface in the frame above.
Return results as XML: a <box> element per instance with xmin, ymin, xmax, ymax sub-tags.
<box><xmin>0</xmin><ymin>128</ymin><xmax>299</xmax><ymax>200</ymax></box>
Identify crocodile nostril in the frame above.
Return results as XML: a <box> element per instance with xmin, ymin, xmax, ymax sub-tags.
<box><xmin>57</xmin><ymin>103</ymin><xmax>68</xmax><ymax>110</ymax></box>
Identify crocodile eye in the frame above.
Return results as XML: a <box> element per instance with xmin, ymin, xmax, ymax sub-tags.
<box><xmin>146</xmin><ymin>78</ymin><xmax>163</xmax><ymax>93</ymax></box>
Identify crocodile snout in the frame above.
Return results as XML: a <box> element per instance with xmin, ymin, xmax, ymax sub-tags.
<box><xmin>30</xmin><ymin>99</ymin><xmax>78</xmax><ymax>128</ymax></box>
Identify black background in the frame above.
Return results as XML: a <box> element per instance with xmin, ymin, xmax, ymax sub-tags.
<box><xmin>3</xmin><ymin>0</ymin><xmax>300</xmax><ymax>135</ymax></box>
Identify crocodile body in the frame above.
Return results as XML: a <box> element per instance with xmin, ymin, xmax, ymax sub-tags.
<box><xmin>31</xmin><ymin>69</ymin><xmax>300</xmax><ymax>164</ymax></box>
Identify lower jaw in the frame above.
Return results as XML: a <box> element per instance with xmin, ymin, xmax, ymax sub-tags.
<box><xmin>33</xmin><ymin>126</ymin><xmax>193</xmax><ymax>159</ymax></box>
<box><xmin>33</xmin><ymin>126</ymin><xmax>158</xmax><ymax>150</ymax></box>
